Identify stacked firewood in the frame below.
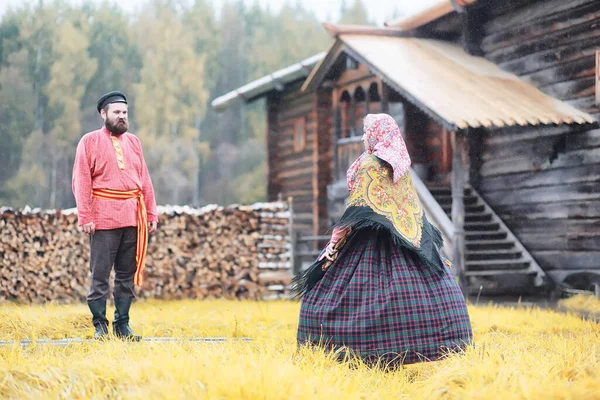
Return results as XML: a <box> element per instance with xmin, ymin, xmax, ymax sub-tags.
<box><xmin>0</xmin><ymin>202</ymin><xmax>293</xmax><ymax>304</ymax></box>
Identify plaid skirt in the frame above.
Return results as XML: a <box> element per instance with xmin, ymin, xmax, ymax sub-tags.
<box><xmin>296</xmin><ymin>228</ymin><xmax>473</xmax><ymax>366</ymax></box>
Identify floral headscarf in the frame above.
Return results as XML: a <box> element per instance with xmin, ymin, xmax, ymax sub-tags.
<box><xmin>346</xmin><ymin>113</ymin><xmax>411</xmax><ymax>191</ymax></box>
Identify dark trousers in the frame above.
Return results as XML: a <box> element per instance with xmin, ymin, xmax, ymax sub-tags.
<box><xmin>87</xmin><ymin>227</ymin><xmax>137</xmax><ymax>302</ymax></box>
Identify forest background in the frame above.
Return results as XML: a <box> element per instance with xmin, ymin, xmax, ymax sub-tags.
<box><xmin>0</xmin><ymin>0</ymin><xmax>397</xmax><ymax>209</ymax></box>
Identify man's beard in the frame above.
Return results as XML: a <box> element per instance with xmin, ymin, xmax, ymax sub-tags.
<box><xmin>105</xmin><ymin>118</ymin><xmax>128</xmax><ymax>135</ymax></box>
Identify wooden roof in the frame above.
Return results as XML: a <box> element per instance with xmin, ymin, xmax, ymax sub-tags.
<box><xmin>384</xmin><ymin>0</ymin><xmax>478</xmax><ymax>30</ymax></box>
<box><xmin>303</xmin><ymin>34</ymin><xmax>596</xmax><ymax>130</ymax></box>
<box><xmin>211</xmin><ymin>52</ymin><xmax>325</xmax><ymax>112</ymax></box>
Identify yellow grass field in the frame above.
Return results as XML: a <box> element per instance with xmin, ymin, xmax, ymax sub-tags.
<box><xmin>560</xmin><ymin>293</ymin><xmax>600</xmax><ymax>315</ymax></box>
<box><xmin>1</xmin><ymin>297</ymin><xmax>599</xmax><ymax>399</ymax></box>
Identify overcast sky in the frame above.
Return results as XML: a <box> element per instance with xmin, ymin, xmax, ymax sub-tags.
<box><xmin>0</xmin><ymin>0</ymin><xmax>430</xmax><ymax>26</ymax></box>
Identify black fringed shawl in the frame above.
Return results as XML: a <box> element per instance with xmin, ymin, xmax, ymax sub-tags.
<box><xmin>290</xmin><ymin>155</ymin><xmax>446</xmax><ymax>299</ymax></box>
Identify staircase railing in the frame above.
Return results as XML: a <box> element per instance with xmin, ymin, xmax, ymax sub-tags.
<box><xmin>467</xmin><ymin>186</ymin><xmax>551</xmax><ymax>288</ymax></box>
<box><xmin>409</xmin><ymin>168</ymin><xmax>454</xmax><ymax>259</ymax></box>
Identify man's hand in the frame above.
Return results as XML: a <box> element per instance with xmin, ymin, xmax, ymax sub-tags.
<box><xmin>81</xmin><ymin>222</ymin><xmax>96</xmax><ymax>234</ymax></box>
<box><xmin>148</xmin><ymin>221</ymin><xmax>158</xmax><ymax>234</ymax></box>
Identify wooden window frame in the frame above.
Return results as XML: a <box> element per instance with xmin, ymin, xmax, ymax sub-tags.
<box><xmin>293</xmin><ymin>117</ymin><xmax>307</xmax><ymax>152</ymax></box>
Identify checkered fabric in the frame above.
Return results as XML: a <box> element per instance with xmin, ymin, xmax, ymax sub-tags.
<box><xmin>297</xmin><ymin>228</ymin><xmax>473</xmax><ymax>366</ymax></box>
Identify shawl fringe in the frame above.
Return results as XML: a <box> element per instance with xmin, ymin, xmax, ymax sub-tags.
<box><xmin>290</xmin><ymin>208</ymin><xmax>446</xmax><ymax>301</ymax></box>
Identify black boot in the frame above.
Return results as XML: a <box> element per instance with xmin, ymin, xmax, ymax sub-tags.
<box><xmin>113</xmin><ymin>297</ymin><xmax>141</xmax><ymax>341</ymax></box>
<box><xmin>88</xmin><ymin>298</ymin><xmax>109</xmax><ymax>340</ymax></box>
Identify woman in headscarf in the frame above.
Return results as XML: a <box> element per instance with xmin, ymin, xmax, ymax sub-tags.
<box><xmin>291</xmin><ymin>113</ymin><xmax>473</xmax><ymax>367</ymax></box>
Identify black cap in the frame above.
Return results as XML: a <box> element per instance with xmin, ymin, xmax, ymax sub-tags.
<box><xmin>96</xmin><ymin>91</ymin><xmax>127</xmax><ymax>113</ymax></box>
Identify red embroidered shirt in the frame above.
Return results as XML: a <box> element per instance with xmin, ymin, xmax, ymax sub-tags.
<box><xmin>72</xmin><ymin>127</ymin><xmax>158</xmax><ymax>230</ymax></box>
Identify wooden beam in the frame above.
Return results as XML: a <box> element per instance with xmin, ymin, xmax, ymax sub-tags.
<box><xmin>381</xmin><ymin>82</ymin><xmax>390</xmax><ymax>114</ymax></box>
<box><xmin>266</xmin><ymin>96</ymin><xmax>281</xmax><ymax>201</ymax></box>
<box><xmin>462</xmin><ymin>6</ymin><xmax>484</xmax><ymax>56</ymax></box>
<box><xmin>365</xmin><ymin>82</ymin><xmax>370</xmax><ymax>115</ymax></box>
<box><xmin>323</xmin><ymin>22</ymin><xmax>417</xmax><ymax>37</ymax></box>
<box><xmin>311</xmin><ymin>102</ymin><xmax>320</xmax><ymax>239</ymax></box>
<box><xmin>451</xmin><ymin>130</ymin><xmax>469</xmax><ymax>296</ymax></box>
<box><xmin>333</xmin><ymin>101</ymin><xmax>341</xmax><ymax>181</ymax></box>
<box><xmin>596</xmin><ymin>49</ymin><xmax>600</xmax><ymax>105</ymax></box>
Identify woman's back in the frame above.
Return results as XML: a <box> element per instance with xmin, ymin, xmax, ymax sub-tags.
<box><xmin>293</xmin><ymin>113</ymin><xmax>473</xmax><ymax>368</ymax></box>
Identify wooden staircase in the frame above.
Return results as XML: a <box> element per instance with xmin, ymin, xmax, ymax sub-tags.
<box><xmin>428</xmin><ymin>185</ymin><xmax>553</xmax><ymax>295</ymax></box>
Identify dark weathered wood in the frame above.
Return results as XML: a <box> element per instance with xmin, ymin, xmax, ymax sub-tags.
<box><xmin>479</xmin><ymin>0</ymin><xmax>600</xmax><ymax>137</ymax></box>
<box><xmin>279</xmin><ymin>178</ymin><xmax>313</xmax><ymax>191</ymax></box>
<box><xmin>403</xmin><ymin>101</ymin><xmax>430</xmax><ymax>165</ymax></box>
<box><xmin>539</xmin><ymin>77</ymin><xmax>595</xmax><ymax>100</ymax></box>
<box><xmin>316</xmin><ymin>89</ymin><xmax>333</xmax><ymax>234</ymax></box>
<box><xmin>462</xmin><ymin>7</ymin><xmax>485</xmax><ymax>56</ymax></box>
<box><xmin>482</xmin><ymin>182</ymin><xmax>600</xmax><ymax>206</ymax></box>
<box><xmin>494</xmin><ymin>200</ymin><xmax>600</xmax><ymax>220</ymax></box>
<box><xmin>515</xmin><ymin>232</ymin><xmax>600</xmax><ymax>252</ymax></box>
<box><xmin>501</xmin><ymin>218</ymin><xmax>600</xmax><ymax>234</ymax></box>
<box><xmin>277</xmin><ymin>159</ymin><xmax>314</xmax><ymax>175</ymax></box>
<box><xmin>596</xmin><ymin>49</ymin><xmax>600</xmax><ymax>104</ymax></box>
<box><xmin>499</xmin><ymin>39</ymin><xmax>600</xmax><ymax>76</ymax></box>
<box><xmin>482</xmin><ymin>129</ymin><xmax>600</xmax><ymax>160</ymax></box>
<box><xmin>481</xmin><ymin>135</ymin><xmax>556</xmax><ymax>161</ymax></box>
<box><xmin>487</xmin><ymin>19</ymin><xmax>600</xmax><ymax>65</ymax></box>
<box><xmin>533</xmin><ymin>251</ymin><xmax>600</xmax><ymax>270</ymax></box>
<box><xmin>483</xmin><ymin>0</ymin><xmax>600</xmax><ymax>52</ymax></box>
<box><xmin>266</xmin><ymin>96</ymin><xmax>281</xmax><ymax>201</ymax></box>
<box><xmin>280</xmin><ymin>194</ymin><xmax>314</xmax><ymax>204</ymax></box>
<box><xmin>278</xmin><ymin>153</ymin><xmax>313</xmax><ymax>168</ymax></box>
<box><xmin>381</xmin><ymin>82</ymin><xmax>390</xmax><ymax>113</ymax></box>
<box><xmin>516</xmin><ymin>233</ymin><xmax>572</xmax><ymax>251</ymax></box>
<box><xmin>278</xmin><ymin>104</ymin><xmax>315</xmax><ymax>122</ymax></box>
<box><xmin>278</xmin><ymin>178</ymin><xmax>313</xmax><ymax>191</ymax></box>
<box><xmin>523</xmin><ymin>58</ymin><xmax>595</xmax><ymax>88</ymax></box>
<box><xmin>475</xmin><ymin>0</ymin><xmax>600</xmax><ymax>281</ymax></box>
<box><xmin>484</xmin><ymin>0</ymin><xmax>597</xmax><ymax>38</ymax></box>
<box><xmin>566</xmin><ymin>95</ymin><xmax>599</xmax><ymax>113</ymax></box>
<box><xmin>483</xmin><ymin>124</ymin><xmax>581</xmax><ymax>145</ymax></box>
<box><xmin>479</xmin><ymin>165</ymin><xmax>600</xmax><ymax>192</ymax></box>
<box><xmin>479</xmin><ymin>148</ymin><xmax>600</xmax><ymax>177</ymax></box>
<box><xmin>277</xmin><ymin>145</ymin><xmax>315</xmax><ymax>163</ymax></box>
<box><xmin>451</xmin><ymin>131</ymin><xmax>468</xmax><ymax>295</ymax></box>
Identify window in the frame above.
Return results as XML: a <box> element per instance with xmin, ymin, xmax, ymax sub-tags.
<box><xmin>293</xmin><ymin>117</ymin><xmax>306</xmax><ymax>152</ymax></box>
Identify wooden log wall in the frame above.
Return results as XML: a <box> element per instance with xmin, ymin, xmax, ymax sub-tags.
<box><xmin>266</xmin><ymin>96</ymin><xmax>281</xmax><ymax>202</ymax></box>
<box><xmin>481</xmin><ymin>0</ymin><xmax>600</xmax><ymax>119</ymax></box>
<box><xmin>474</xmin><ymin>0</ymin><xmax>600</xmax><ymax>283</ymax></box>
<box><xmin>476</xmin><ymin>124</ymin><xmax>600</xmax><ymax>277</ymax></box>
<box><xmin>268</xmin><ymin>84</ymin><xmax>319</xmax><ymax>235</ymax></box>
<box><xmin>0</xmin><ymin>202</ymin><xmax>292</xmax><ymax>304</ymax></box>
<box><xmin>316</xmin><ymin>90</ymin><xmax>333</xmax><ymax>235</ymax></box>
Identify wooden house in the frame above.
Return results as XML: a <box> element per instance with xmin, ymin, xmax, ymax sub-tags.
<box><xmin>212</xmin><ymin>0</ymin><xmax>600</xmax><ymax>297</ymax></box>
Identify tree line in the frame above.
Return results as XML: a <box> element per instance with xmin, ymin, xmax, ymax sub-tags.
<box><xmin>0</xmin><ymin>0</ymin><xmax>371</xmax><ymax>209</ymax></box>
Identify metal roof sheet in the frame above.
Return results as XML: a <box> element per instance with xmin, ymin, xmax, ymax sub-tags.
<box><xmin>309</xmin><ymin>34</ymin><xmax>595</xmax><ymax>129</ymax></box>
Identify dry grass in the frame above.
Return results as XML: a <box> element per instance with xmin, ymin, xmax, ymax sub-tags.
<box><xmin>560</xmin><ymin>293</ymin><xmax>600</xmax><ymax>315</ymax></box>
<box><xmin>0</xmin><ymin>298</ymin><xmax>599</xmax><ymax>399</ymax></box>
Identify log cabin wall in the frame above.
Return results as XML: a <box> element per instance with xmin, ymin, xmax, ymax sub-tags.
<box><xmin>473</xmin><ymin>0</ymin><xmax>600</xmax><ymax>283</ymax></box>
<box><xmin>266</xmin><ymin>96</ymin><xmax>281</xmax><ymax>201</ymax></box>
<box><xmin>266</xmin><ymin>83</ymin><xmax>320</xmax><ymax>235</ymax></box>
<box><xmin>481</xmin><ymin>0</ymin><xmax>600</xmax><ymax>118</ymax></box>
<box><xmin>315</xmin><ymin>89</ymin><xmax>334</xmax><ymax>235</ymax></box>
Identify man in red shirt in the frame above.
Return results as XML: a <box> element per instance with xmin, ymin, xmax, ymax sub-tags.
<box><xmin>72</xmin><ymin>91</ymin><xmax>158</xmax><ymax>340</ymax></box>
